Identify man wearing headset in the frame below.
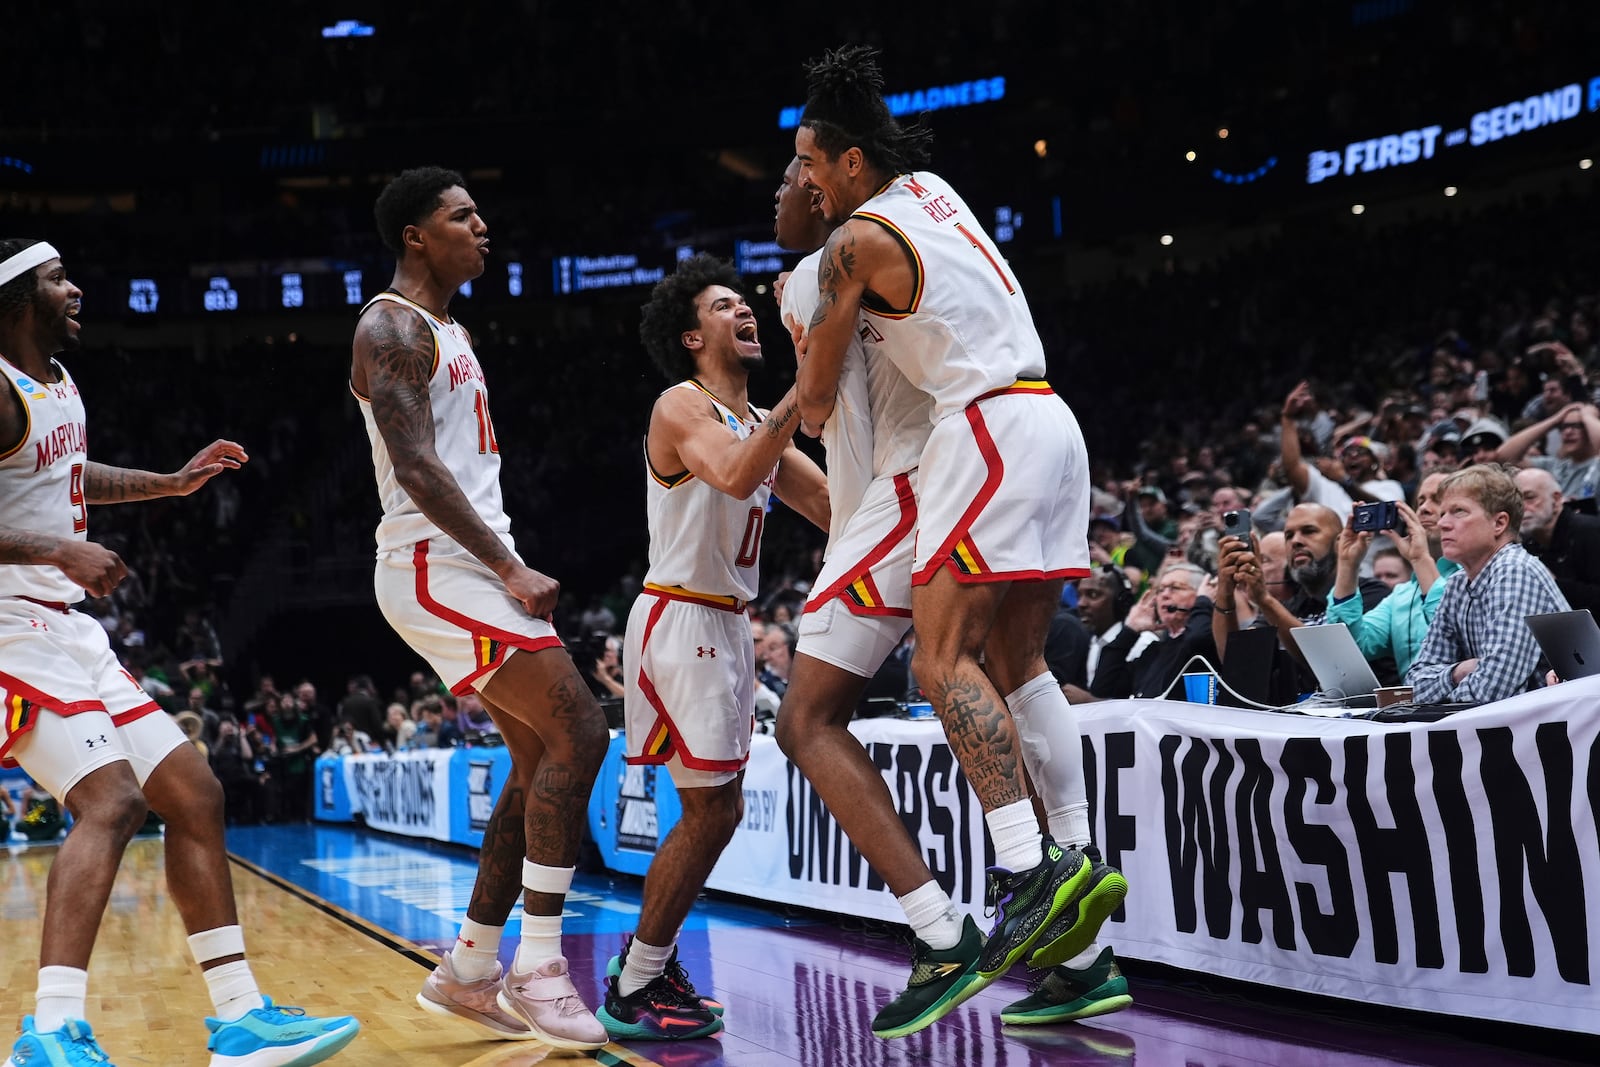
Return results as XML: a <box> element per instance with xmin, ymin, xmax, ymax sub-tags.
<box><xmin>1054</xmin><ymin>567</ymin><xmax>1156</xmax><ymax>703</ymax></box>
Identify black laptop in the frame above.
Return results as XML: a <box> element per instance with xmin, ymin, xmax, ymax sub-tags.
<box><xmin>1525</xmin><ymin>609</ymin><xmax>1600</xmax><ymax>682</ymax></box>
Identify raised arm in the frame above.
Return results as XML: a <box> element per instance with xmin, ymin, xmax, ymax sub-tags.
<box><xmin>1279</xmin><ymin>381</ymin><xmax>1317</xmax><ymax>498</ymax></box>
<box><xmin>356</xmin><ymin>302</ymin><xmax>519</xmax><ymax>578</ymax></box>
<box><xmin>84</xmin><ymin>439</ymin><xmax>248</xmax><ymax>504</ymax></box>
<box><xmin>650</xmin><ymin>386</ymin><xmax>804</xmax><ymax>501</ymax></box>
<box><xmin>1495</xmin><ymin>403</ymin><xmax>1570</xmax><ymax>463</ymax></box>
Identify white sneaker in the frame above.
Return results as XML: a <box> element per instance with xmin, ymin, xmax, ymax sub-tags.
<box><xmin>495</xmin><ymin>957</ymin><xmax>607</xmax><ymax>1051</ymax></box>
<box><xmin>416</xmin><ymin>954</ymin><xmax>533</xmax><ymax>1039</ymax></box>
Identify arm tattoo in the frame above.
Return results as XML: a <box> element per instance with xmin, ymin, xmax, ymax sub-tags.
<box><xmin>0</xmin><ymin>525</ymin><xmax>63</xmax><ymax>566</ymax></box>
<box><xmin>808</xmin><ymin>226</ymin><xmax>855</xmax><ymax>335</ymax></box>
<box><xmin>83</xmin><ymin>462</ymin><xmax>168</xmax><ymax>504</ymax></box>
<box><xmin>764</xmin><ymin>401</ymin><xmax>799</xmax><ymax>439</ymax></box>
<box><xmin>358</xmin><ymin>303</ymin><xmax>514</xmax><ymax>573</ymax></box>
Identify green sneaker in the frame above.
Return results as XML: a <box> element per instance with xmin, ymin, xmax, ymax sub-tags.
<box><xmin>1000</xmin><ymin>947</ymin><xmax>1133</xmax><ymax>1025</ymax></box>
<box><xmin>1026</xmin><ymin>853</ymin><xmax>1128</xmax><ymax>970</ymax></box>
<box><xmin>871</xmin><ymin>915</ymin><xmax>987</xmax><ymax>1039</ymax></box>
<box><xmin>976</xmin><ymin>838</ymin><xmax>1092</xmax><ymax>981</ymax></box>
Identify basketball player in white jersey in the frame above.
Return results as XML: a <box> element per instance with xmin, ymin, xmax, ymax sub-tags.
<box><xmin>351</xmin><ymin>168</ymin><xmax>609</xmax><ymax>1050</ymax></box>
<box><xmin>775</xmin><ymin>157</ymin><xmax>1132</xmax><ymax>1034</ymax></box>
<box><xmin>792</xmin><ymin>46</ymin><xmax>1128</xmax><ymax>1000</ymax></box>
<box><xmin>604</xmin><ymin>254</ymin><xmax>827</xmax><ymax>1040</ymax></box>
<box><xmin>774</xmin><ymin>160</ymin><xmax>969</xmax><ymax>1036</ymax></box>
<box><xmin>0</xmin><ymin>238</ymin><xmax>359</xmax><ymax>1067</ymax></box>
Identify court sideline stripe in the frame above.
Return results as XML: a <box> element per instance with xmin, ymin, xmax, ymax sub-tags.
<box><xmin>227</xmin><ymin>851</ymin><xmax>441</xmax><ymax>969</ymax></box>
<box><xmin>226</xmin><ymin>851</ymin><xmax>668</xmax><ymax>1066</ymax></box>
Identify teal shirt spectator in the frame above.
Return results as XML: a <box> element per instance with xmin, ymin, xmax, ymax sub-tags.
<box><xmin>1325</xmin><ymin>557</ymin><xmax>1463</xmax><ymax>676</ymax></box>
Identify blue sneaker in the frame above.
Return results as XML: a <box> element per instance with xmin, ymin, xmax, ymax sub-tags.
<box><xmin>204</xmin><ymin>998</ymin><xmax>359</xmax><ymax>1067</ymax></box>
<box><xmin>5</xmin><ymin>1016</ymin><xmax>115</xmax><ymax>1066</ymax></box>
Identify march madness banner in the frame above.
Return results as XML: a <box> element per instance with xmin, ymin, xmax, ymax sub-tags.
<box><xmin>340</xmin><ymin>748</ymin><xmax>454</xmax><ymax>843</ymax></box>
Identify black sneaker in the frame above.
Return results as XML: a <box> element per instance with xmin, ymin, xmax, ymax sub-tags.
<box><xmin>976</xmin><ymin>838</ymin><xmax>1091</xmax><ymax>981</ymax></box>
<box><xmin>870</xmin><ymin>915</ymin><xmax>986</xmax><ymax>1039</ymax></box>
<box><xmin>1000</xmin><ymin>946</ymin><xmax>1133</xmax><ymax>1025</ymax></box>
<box><xmin>1025</xmin><ymin>850</ymin><xmax>1128</xmax><ymax>970</ymax></box>
<box><xmin>606</xmin><ymin>935</ymin><xmax>724</xmax><ymax>1016</ymax></box>
<box><xmin>597</xmin><ymin>972</ymin><xmax>723</xmax><ymax>1041</ymax></box>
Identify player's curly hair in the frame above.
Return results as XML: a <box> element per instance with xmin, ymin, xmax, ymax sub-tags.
<box><xmin>373</xmin><ymin>167</ymin><xmax>465</xmax><ymax>254</ymax></box>
<box><xmin>0</xmin><ymin>238</ymin><xmax>46</xmax><ymax>325</ymax></box>
<box><xmin>638</xmin><ymin>254</ymin><xmax>745</xmax><ymax>382</ymax></box>
<box><xmin>800</xmin><ymin>45</ymin><xmax>933</xmax><ymax>173</ymax></box>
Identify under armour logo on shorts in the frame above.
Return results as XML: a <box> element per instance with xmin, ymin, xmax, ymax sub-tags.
<box><xmin>696</xmin><ymin>646</ymin><xmax>717</xmax><ymax>658</ymax></box>
<box><xmin>86</xmin><ymin>735</ymin><xmax>109</xmax><ymax>749</ymax></box>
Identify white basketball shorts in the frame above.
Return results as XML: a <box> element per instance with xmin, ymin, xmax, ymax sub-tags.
<box><xmin>623</xmin><ymin>587</ymin><xmax>754</xmax><ymax>789</ymax></box>
<box><xmin>800</xmin><ymin>470</ymin><xmax>916</xmax><ymax>676</ymax></box>
<box><xmin>375</xmin><ymin>539</ymin><xmax>563</xmax><ymax>695</ymax></box>
<box><xmin>0</xmin><ymin>597</ymin><xmax>175</xmax><ymax>801</ymax></box>
<box><xmin>912</xmin><ymin>382</ymin><xmax>1092</xmax><ymax>587</ymax></box>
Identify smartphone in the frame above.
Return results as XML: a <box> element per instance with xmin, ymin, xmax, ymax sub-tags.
<box><xmin>1221</xmin><ymin>509</ymin><xmax>1253</xmax><ymax>540</ymax></box>
<box><xmin>1351</xmin><ymin>500</ymin><xmax>1401</xmax><ymax>532</ymax></box>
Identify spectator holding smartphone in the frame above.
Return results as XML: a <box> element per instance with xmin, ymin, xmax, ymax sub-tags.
<box><xmin>1326</xmin><ymin>473</ymin><xmax>1459</xmax><ymax>677</ymax></box>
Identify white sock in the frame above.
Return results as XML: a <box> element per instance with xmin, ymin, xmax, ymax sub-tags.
<box><xmin>186</xmin><ymin>926</ymin><xmax>264</xmax><ymax>1020</ymax></box>
<box><xmin>1063</xmin><ymin>942</ymin><xmax>1103</xmax><ymax>971</ymax></box>
<box><xmin>449</xmin><ymin>918</ymin><xmax>504</xmax><ymax>981</ymax></box>
<box><xmin>513</xmin><ymin>912</ymin><xmax>564</xmax><ymax>974</ymax></box>
<box><xmin>986</xmin><ymin>799</ymin><xmax>1043</xmax><ymax>872</ymax></box>
<box><xmin>34</xmin><ymin>966</ymin><xmax>88</xmax><ymax>1033</ymax></box>
<box><xmin>202</xmin><ymin>960</ymin><xmax>265</xmax><ymax>1022</ymax></box>
<box><xmin>1007</xmin><ymin>672</ymin><xmax>1091</xmax><ymax>849</ymax></box>
<box><xmin>898</xmin><ymin>880</ymin><xmax>964</xmax><ymax>950</ymax></box>
<box><xmin>618</xmin><ymin>936</ymin><xmax>675</xmax><ymax>998</ymax></box>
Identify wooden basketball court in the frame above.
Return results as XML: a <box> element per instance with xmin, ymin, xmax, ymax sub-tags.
<box><xmin>2</xmin><ymin>826</ymin><xmax>1590</xmax><ymax>1067</ymax></box>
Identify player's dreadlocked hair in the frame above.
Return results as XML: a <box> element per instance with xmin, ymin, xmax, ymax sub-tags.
<box><xmin>0</xmin><ymin>238</ymin><xmax>46</xmax><ymax>325</ymax></box>
<box><xmin>799</xmin><ymin>45</ymin><xmax>933</xmax><ymax>173</ymax></box>
<box><xmin>638</xmin><ymin>254</ymin><xmax>746</xmax><ymax>382</ymax></box>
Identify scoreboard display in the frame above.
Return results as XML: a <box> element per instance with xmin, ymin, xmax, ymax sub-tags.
<box><xmin>100</xmin><ymin>235</ymin><xmax>809</xmax><ymax>318</ymax></box>
<box><xmin>115</xmin><ymin>266</ymin><xmax>385</xmax><ymax>318</ymax></box>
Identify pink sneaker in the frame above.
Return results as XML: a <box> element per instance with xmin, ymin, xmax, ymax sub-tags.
<box><xmin>416</xmin><ymin>953</ymin><xmax>534</xmax><ymax>1040</ymax></box>
<box><xmin>495</xmin><ymin>957</ymin><xmax>608</xmax><ymax>1051</ymax></box>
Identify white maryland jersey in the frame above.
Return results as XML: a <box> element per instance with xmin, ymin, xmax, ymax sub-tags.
<box><xmin>354</xmin><ymin>291</ymin><xmax>513</xmax><ymax>556</ymax></box>
<box><xmin>783</xmin><ymin>248</ymin><xmax>931</xmax><ymax>553</ymax></box>
<box><xmin>853</xmin><ymin>171</ymin><xmax>1047</xmax><ymax>421</ymax></box>
<box><xmin>0</xmin><ymin>355</ymin><xmax>88</xmax><ymax>602</ymax></box>
<box><xmin>641</xmin><ymin>380</ymin><xmax>774</xmax><ymax>604</ymax></box>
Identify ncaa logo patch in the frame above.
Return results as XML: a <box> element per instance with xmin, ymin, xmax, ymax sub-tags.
<box><xmin>17</xmin><ymin>377</ymin><xmax>46</xmax><ymax>399</ymax></box>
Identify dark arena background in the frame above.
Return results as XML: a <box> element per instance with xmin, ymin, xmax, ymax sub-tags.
<box><xmin>3</xmin><ymin>2</ymin><xmax>1599</xmax><ymax>1065</ymax></box>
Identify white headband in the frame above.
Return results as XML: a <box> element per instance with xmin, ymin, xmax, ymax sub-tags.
<box><xmin>0</xmin><ymin>243</ymin><xmax>61</xmax><ymax>288</ymax></box>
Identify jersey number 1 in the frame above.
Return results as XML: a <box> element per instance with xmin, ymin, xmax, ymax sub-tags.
<box><xmin>955</xmin><ymin>222</ymin><xmax>1015</xmax><ymax>295</ymax></box>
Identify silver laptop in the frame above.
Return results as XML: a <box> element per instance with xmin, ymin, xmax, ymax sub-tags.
<box><xmin>1288</xmin><ymin>624</ymin><xmax>1382</xmax><ymax>704</ymax></box>
<box><xmin>1525</xmin><ymin>609</ymin><xmax>1600</xmax><ymax>681</ymax></box>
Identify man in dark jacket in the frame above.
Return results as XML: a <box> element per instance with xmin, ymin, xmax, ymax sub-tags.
<box><xmin>1516</xmin><ymin>467</ymin><xmax>1600</xmax><ymax>616</ymax></box>
<box><xmin>1048</xmin><ymin>567</ymin><xmax>1155</xmax><ymax>702</ymax></box>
